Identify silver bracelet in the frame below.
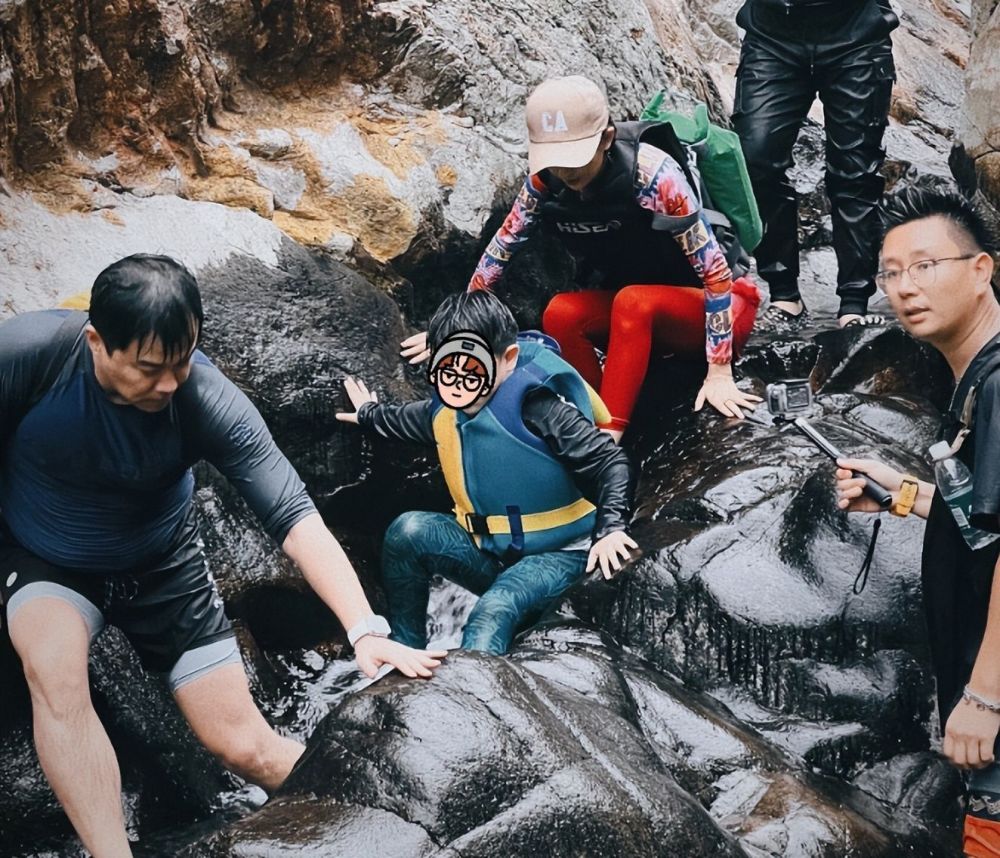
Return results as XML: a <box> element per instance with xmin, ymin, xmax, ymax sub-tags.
<box><xmin>963</xmin><ymin>686</ymin><xmax>1000</xmax><ymax>713</ymax></box>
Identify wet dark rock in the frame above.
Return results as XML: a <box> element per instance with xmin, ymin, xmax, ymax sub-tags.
<box><xmin>189</xmin><ymin>644</ymin><xmax>744</xmax><ymax>857</ymax></box>
<box><xmin>836</xmin><ymin>393</ymin><xmax>943</xmax><ymax>457</ymax></box>
<box><xmin>182</xmin><ymin>796</ymin><xmax>438</xmax><ymax>858</ymax></box>
<box><xmin>738</xmin><ymin>338</ymin><xmax>822</xmax><ymax>385</ymax></box>
<box><xmin>811</xmin><ymin>326</ymin><xmax>952</xmax><ymax>409</ymax></box>
<box><xmin>193</xmin><ymin>469</ymin><xmax>348</xmax><ymax>650</ymax></box>
<box><xmin>569</xmin><ymin>327</ymin><xmax>945</xmax><ymax>795</ymax></box>
<box><xmin>197</xmin><ymin>243</ymin><xmax>416</xmax><ymax>501</ymax></box>
<box><xmin>0</xmin><ymin>718</ymin><xmax>71</xmax><ymax>855</ymax></box>
<box><xmin>853</xmin><ymin>752</ymin><xmax>964</xmax><ymax>831</ymax></box>
<box><xmin>181</xmin><ymin>633</ymin><xmax>955</xmax><ymax>857</ymax></box>
<box><xmin>197</xmin><ymin>243</ymin><xmax>450</xmax><ymax>523</ymax></box>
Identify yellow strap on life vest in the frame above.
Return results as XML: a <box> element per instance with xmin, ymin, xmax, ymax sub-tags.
<box><xmin>584</xmin><ymin>381</ymin><xmax>611</xmax><ymax>427</ymax></box>
<box><xmin>433</xmin><ymin>406</ymin><xmax>480</xmax><ymax>543</ymax></box>
<box><xmin>58</xmin><ymin>292</ymin><xmax>92</xmax><ymax>311</ymax></box>
<box><xmin>459</xmin><ymin>495</ymin><xmax>596</xmax><ymax>536</ymax></box>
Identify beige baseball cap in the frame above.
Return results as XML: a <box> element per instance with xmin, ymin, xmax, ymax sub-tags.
<box><xmin>525</xmin><ymin>76</ymin><xmax>610</xmax><ymax>175</ymax></box>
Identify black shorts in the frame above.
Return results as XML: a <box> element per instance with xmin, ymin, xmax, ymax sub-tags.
<box><xmin>0</xmin><ymin>534</ymin><xmax>239</xmax><ymax>691</ymax></box>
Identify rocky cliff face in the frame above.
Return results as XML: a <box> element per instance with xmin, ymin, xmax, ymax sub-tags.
<box><xmin>957</xmin><ymin>0</ymin><xmax>1000</xmax><ymax>213</ymax></box>
<box><xmin>0</xmin><ymin>0</ymin><xmax>371</xmax><ymax>176</ymax></box>
<box><xmin>0</xmin><ymin>1</ymin><xmax>987</xmax><ymax>856</ymax></box>
<box><xmin>1</xmin><ymin>0</ymin><xmax>972</xmax><ymax>312</ymax></box>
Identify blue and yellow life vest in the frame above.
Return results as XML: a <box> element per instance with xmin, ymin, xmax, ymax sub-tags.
<box><xmin>432</xmin><ymin>335</ymin><xmax>608</xmax><ymax>557</ymax></box>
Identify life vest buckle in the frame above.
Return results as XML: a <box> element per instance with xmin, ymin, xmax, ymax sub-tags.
<box><xmin>465</xmin><ymin>512</ymin><xmax>491</xmax><ymax>535</ymax></box>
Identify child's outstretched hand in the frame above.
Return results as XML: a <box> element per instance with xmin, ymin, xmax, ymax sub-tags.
<box><xmin>401</xmin><ymin>331</ymin><xmax>431</xmax><ymax>364</ymax></box>
<box><xmin>336</xmin><ymin>376</ymin><xmax>378</xmax><ymax>424</ymax></box>
<box><xmin>587</xmin><ymin>531</ymin><xmax>638</xmax><ymax>580</ymax></box>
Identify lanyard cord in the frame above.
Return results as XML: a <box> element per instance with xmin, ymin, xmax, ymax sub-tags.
<box><xmin>853</xmin><ymin>517</ymin><xmax>882</xmax><ymax>594</ymax></box>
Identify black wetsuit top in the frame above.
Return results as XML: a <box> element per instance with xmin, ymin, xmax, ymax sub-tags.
<box><xmin>0</xmin><ymin>310</ymin><xmax>316</xmax><ymax>571</ymax></box>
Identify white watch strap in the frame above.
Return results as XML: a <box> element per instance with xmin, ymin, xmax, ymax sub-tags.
<box><xmin>347</xmin><ymin>615</ymin><xmax>390</xmax><ymax>646</ymax></box>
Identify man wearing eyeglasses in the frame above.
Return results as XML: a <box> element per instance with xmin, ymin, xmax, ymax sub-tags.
<box><xmin>833</xmin><ymin>187</ymin><xmax>1000</xmax><ymax>855</ymax></box>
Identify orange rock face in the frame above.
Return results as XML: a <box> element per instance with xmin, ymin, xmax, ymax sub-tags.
<box><xmin>0</xmin><ymin>0</ymin><xmax>371</xmax><ymax>179</ymax></box>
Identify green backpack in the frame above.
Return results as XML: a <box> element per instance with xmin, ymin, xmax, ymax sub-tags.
<box><xmin>641</xmin><ymin>93</ymin><xmax>763</xmax><ymax>252</ymax></box>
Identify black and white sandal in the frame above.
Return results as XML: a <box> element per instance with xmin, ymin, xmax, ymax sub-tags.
<box><xmin>842</xmin><ymin>314</ymin><xmax>888</xmax><ymax>328</ymax></box>
<box><xmin>756</xmin><ymin>303</ymin><xmax>811</xmax><ymax>334</ymax></box>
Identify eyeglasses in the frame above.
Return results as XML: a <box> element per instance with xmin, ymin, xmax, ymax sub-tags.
<box><xmin>875</xmin><ymin>255</ymin><xmax>976</xmax><ymax>290</ymax></box>
<box><xmin>437</xmin><ymin>367</ymin><xmax>485</xmax><ymax>392</ymax></box>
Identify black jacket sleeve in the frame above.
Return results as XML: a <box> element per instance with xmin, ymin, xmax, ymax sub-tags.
<box><xmin>356</xmin><ymin>399</ymin><xmax>436</xmax><ymax>446</ymax></box>
<box><xmin>522</xmin><ymin>388</ymin><xmax>633</xmax><ymax>540</ymax></box>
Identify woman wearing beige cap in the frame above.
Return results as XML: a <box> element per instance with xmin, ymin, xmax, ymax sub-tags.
<box><xmin>402</xmin><ymin>75</ymin><xmax>761</xmax><ymax>442</ymax></box>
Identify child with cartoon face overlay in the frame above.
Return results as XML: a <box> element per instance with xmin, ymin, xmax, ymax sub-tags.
<box><xmin>429</xmin><ymin>331</ymin><xmax>495</xmax><ymax>410</ymax></box>
<box><xmin>337</xmin><ymin>291</ymin><xmax>635</xmax><ymax>654</ymax></box>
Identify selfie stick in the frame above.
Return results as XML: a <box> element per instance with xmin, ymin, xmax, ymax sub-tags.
<box><xmin>792</xmin><ymin>417</ymin><xmax>893</xmax><ymax>509</ymax></box>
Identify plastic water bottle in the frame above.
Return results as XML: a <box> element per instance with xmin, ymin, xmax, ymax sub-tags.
<box><xmin>929</xmin><ymin>441</ymin><xmax>1000</xmax><ymax>550</ymax></box>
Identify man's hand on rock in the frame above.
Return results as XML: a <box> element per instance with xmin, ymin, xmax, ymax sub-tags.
<box><xmin>335</xmin><ymin>376</ymin><xmax>378</xmax><ymax>424</ymax></box>
<box><xmin>401</xmin><ymin>331</ymin><xmax>431</xmax><ymax>365</ymax></box>
<box><xmin>354</xmin><ymin>635</ymin><xmax>447</xmax><ymax>679</ymax></box>
<box><xmin>835</xmin><ymin>458</ymin><xmax>903</xmax><ymax>513</ymax></box>
<box><xmin>944</xmin><ymin>696</ymin><xmax>1000</xmax><ymax>769</ymax></box>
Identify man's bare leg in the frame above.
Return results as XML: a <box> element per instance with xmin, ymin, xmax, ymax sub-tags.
<box><xmin>9</xmin><ymin>598</ymin><xmax>132</xmax><ymax>858</ymax></box>
<box><xmin>175</xmin><ymin>662</ymin><xmax>304</xmax><ymax>791</ymax></box>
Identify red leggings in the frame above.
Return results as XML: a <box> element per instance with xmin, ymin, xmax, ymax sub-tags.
<box><xmin>542</xmin><ymin>278</ymin><xmax>760</xmax><ymax>430</ymax></box>
<box><xmin>966</xmin><ymin>815</ymin><xmax>1000</xmax><ymax>856</ymax></box>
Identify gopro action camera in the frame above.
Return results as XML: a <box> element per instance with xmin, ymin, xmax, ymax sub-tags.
<box><xmin>765</xmin><ymin>379</ymin><xmax>892</xmax><ymax>509</ymax></box>
<box><xmin>765</xmin><ymin>379</ymin><xmax>812</xmax><ymax>418</ymax></box>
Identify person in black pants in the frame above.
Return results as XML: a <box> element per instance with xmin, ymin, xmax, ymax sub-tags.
<box><xmin>732</xmin><ymin>0</ymin><xmax>899</xmax><ymax>330</ymax></box>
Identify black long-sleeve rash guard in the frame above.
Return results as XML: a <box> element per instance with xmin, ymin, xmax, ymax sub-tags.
<box><xmin>0</xmin><ymin>310</ymin><xmax>316</xmax><ymax>570</ymax></box>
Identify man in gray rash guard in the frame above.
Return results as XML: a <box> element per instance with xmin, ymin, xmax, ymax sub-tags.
<box><xmin>0</xmin><ymin>254</ymin><xmax>445</xmax><ymax>858</ymax></box>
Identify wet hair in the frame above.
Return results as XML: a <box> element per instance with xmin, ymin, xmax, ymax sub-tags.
<box><xmin>881</xmin><ymin>186</ymin><xmax>998</xmax><ymax>257</ymax></box>
<box><xmin>427</xmin><ymin>291</ymin><xmax>518</xmax><ymax>356</ymax></box>
<box><xmin>89</xmin><ymin>254</ymin><xmax>203</xmax><ymax>359</ymax></box>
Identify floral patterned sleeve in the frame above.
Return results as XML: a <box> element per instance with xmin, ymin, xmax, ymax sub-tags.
<box><xmin>634</xmin><ymin>143</ymin><xmax>734</xmax><ymax>364</ymax></box>
<box><xmin>468</xmin><ymin>173</ymin><xmax>550</xmax><ymax>292</ymax></box>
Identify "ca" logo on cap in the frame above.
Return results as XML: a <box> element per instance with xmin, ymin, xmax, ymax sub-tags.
<box><xmin>541</xmin><ymin>111</ymin><xmax>569</xmax><ymax>133</ymax></box>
